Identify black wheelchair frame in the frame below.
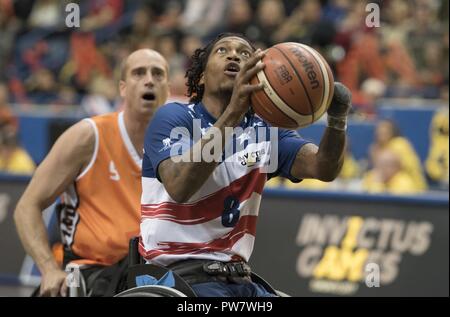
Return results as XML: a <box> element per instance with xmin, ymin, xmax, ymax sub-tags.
<box><xmin>113</xmin><ymin>237</ymin><xmax>286</xmax><ymax>297</ymax></box>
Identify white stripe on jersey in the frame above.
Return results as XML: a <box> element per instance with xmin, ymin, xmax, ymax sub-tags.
<box><xmin>140</xmin><ymin>192</ymin><xmax>261</xmax><ymax>245</ymax></box>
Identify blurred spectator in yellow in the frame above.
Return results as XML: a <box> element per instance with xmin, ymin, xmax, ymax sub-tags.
<box><xmin>363</xmin><ymin>148</ymin><xmax>422</xmax><ymax>195</ymax></box>
<box><xmin>0</xmin><ymin>124</ymin><xmax>35</xmax><ymax>174</ymax></box>
<box><xmin>266</xmin><ymin>143</ymin><xmax>361</xmax><ymax>191</ymax></box>
<box><xmin>425</xmin><ymin>107</ymin><xmax>449</xmax><ymax>188</ymax></box>
<box><xmin>369</xmin><ymin>119</ymin><xmax>427</xmax><ymax>191</ymax></box>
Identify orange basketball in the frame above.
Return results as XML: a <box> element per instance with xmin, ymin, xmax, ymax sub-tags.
<box><xmin>250</xmin><ymin>42</ymin><xmax>334</xmax><ymax>129</ymax></box>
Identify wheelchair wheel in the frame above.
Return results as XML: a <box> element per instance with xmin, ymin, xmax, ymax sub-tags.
<box><xmin>114</xmin><ymin>285</ymin><xmax>187</xmax><ymax>297</ymax></box>
<box><xmin>275</xmin><ymin>290</ymin><xmax>291</xmax><ymax>297</ymax></box>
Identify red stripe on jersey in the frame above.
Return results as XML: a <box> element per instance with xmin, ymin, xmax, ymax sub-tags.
<box><xmin>140</xmin><ymin>215</ymin><xmax>257</xmax><ymax>260</ymax></box>
<box><xmin>141</xmin><ymin>168</ymin><xmax>266</xmax><ymax>224</ymax></box>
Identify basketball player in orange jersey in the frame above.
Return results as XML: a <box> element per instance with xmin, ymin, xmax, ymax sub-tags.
<box><xmin>140</xmin><ymin>33</ymin><xmax>352</xmax><ymax>296</ymax></box>
<box><xmin>14</xmin><ymin>49</ymin><xmax>170</xmax><ymax>297</ymax></box>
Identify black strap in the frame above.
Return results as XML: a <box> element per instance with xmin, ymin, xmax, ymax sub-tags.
<box><xmin>102</xmin><ymin>257</ymin><xmax>129</xmax><ymax>297</ymax></box>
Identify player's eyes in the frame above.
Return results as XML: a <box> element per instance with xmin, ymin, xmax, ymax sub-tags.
<box><xmin>241</xmin><ymin>51</ymin><xmax>251</xmax><ymax>58</ymax></box>
<box><xmin>217</xmin><ymin>47</ymin><xmax>227</xmax><ymax>54</ymax></box>
<box><xmin>153</xmin><ymin>70</ymin><xmax>164</xmax><ymax>79</ymax></box>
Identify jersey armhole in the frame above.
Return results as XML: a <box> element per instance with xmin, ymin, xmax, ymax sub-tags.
<box><xmin>76</xmin><ymin>118</ymin><xmax>99</xmax><ymax>181</ymax></box>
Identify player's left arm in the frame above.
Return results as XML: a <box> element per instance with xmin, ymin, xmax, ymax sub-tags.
<box><xmin>290</xmin><ymin>82</ymin><xmax>352</xmax><ymax>182</ymax></box>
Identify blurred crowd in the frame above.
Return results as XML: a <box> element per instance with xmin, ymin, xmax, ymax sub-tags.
<box><xmin>0</xmin><ymin>0</ymin><xmax>448</xmax><ymax>193</ymax></box>
<box><xmin>267</xmin><ymin>112</ymin><xmax>449</xmax><ymax>194</ymax></box>
<box><xmin>0</xmin><ymin>0</ymin><xmax>448</xmax><ymax>112</ymax></box>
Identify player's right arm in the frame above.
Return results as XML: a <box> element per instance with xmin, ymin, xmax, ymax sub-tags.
<box><xmin>13</xmin><ymin>120</ymin><xmax>94</xmax><ymax>296</ymax></box>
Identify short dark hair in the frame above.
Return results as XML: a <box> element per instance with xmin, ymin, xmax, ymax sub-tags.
<box><xmin>185</xmin><ymin>33</ymin><xmax>256</xmax><ymax>103</ymax></box>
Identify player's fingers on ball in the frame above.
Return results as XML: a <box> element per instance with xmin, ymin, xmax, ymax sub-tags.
<box><xmin>242</xmin><ymin>49</ymin><xmax>264</xmax><ymax>71</ymax></box>
<box><xmin>242</xmin><ymin>61</ymin><xmax>265</xmax><ymax>83</ymax></box>
<box><xmin>243</xmin><ymin>83</ymin><xmax>265</xmax><ymax>95</ymax></box>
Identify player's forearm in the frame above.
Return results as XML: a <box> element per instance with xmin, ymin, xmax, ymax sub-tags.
<box><xmin>315</xmin><ymin>127</ymin><xmax>346</xmax><ymax>181</ymax></box>
<box><xmin>14</xmin><ymin>201</ymin><xmax>59</xmax><ymax>274</ymax></box>
<box><xmin>161</xmin><ymin>109</ymin><xmax>242</xmax><ymax>203</ymax></box>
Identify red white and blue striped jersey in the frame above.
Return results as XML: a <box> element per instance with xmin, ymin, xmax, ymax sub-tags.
<box><xmin>140</xmin><ymin>102</ymin><xmax>309</xmax><ymax>266</ymax></box>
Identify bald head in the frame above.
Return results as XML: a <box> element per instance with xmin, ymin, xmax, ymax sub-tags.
<box><xmin>119</xmin><ymin>48</ymin><xmax>170</xmax><ymax>120</ymax></box>
<box><xmin>120</xmin><ymin>49</ymin><xmax>169</xmax><ymax>81</ymax></box>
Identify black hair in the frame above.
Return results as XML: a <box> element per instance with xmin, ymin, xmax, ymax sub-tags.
<box><xmin>185</xmin><ymin>33</ymin><xmax>256</xmax><ymax>103</ymax></box>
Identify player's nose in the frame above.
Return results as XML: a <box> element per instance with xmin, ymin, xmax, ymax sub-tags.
<box><xmin>226</xmin><ymin>50</ymin><xmax>241</xmax><ymax>63</ymax></box>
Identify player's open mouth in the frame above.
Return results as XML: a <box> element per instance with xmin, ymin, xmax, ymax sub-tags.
<box><xmin>142</xmin><ymin>92</ymin><xmax>156</xmax><ymax>101</ymax></box>
<box><xmin>224</xmin><ymin>62</ymin><xmax>240</xmax><ymax>77</ymax></box>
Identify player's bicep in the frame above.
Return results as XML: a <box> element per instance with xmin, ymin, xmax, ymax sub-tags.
<box><xmin>22</xmin><ymin>120</ymin><xmax>95</xmax><ymax>210</ymax></box>
<box><xmin>290</xmin><ymin>143</ymin><xmax>320</xmax><ymax>180</ymax></box>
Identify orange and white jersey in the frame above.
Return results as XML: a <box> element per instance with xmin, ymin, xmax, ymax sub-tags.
<box><xmin>59</xmin><ymin>112</ymin><xmax>142</xmax><ymax>266</ymax></box>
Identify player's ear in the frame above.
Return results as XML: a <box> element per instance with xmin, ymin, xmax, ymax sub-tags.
<box><xmin>199</xmin><ymin>73</ymin><xmax>205</xmax><ymax>85</ymax></box>
<box><xmin>119</xmin><ymin>80</ymin><xmax>126</xmax><ymax>98</ymax></box>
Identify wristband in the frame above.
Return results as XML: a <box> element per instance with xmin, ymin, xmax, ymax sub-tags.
<box><xmin>327</xmin><ymin>115</ymin><xmax>347</xmax><ymax>131</ymax></box>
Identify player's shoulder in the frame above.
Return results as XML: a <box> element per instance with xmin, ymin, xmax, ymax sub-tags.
<box><xmin>59</xmin><ymin>119</ymin><xmax>96</xmax><ymax>152</ymax></box>
<box><xmin>156</xmin><ymin>102</ymin><xmax>192</xmax><ymax>115</ymax></box>
<box><xmin>152</xmin><ymin>102</ymin><xmax>197</xmax><ymax>125</ymax></box>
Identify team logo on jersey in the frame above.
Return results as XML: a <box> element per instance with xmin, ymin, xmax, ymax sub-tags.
<box><xmin>159</xmin><ymin>137</ymin><xmax>173</xmax><ymax>152</ymax></box>
<box><xmin>109</xmin><ymin>161</ymin><xmax>120</xmax><ymax>181</ymax></box>
<box><xmin>238</xmin><ymin>149</ymin><xmax>266</xmax><ymax>167</ymax></box>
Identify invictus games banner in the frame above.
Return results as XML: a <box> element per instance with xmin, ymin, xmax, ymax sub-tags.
<box><xmin>250</xmin><ymin>190</ymin><xmax>449</xmax><ymax>297</ymax></box>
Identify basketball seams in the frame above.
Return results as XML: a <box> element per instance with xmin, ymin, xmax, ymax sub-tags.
<box><xmin>256</xmin><ymin>70</ymin><xmax>311</xmax><ymax>127</ymax></box>
<box><xmin>273</xmin><ymin>46</ymin><xmax>316</xmax><ymax>124</ymax></box>
<box><xmin>251</xmin><ymin>43</ymin><xmax>334</xmax><ymax>129</ymax></box>
<box><xmin>296</xmin><ymin>44</ymin><xmax>326</xmax><ymax>123</ymax></box>
<box><xmin>261</xmin><ymin>53</ymin><xmax>311</xmax><ymax>116</ymax></box>
<box><xmin>251</xmin><ymin>75</ymin><xmax>302</xmax><ymax>129</ymax></box>
<box><xmin>297</xmin><ymin>44</ymin><xmax>332</xmax><ymax>122</ymax></box>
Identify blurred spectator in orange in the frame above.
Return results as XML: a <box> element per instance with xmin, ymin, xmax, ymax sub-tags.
<box><xmin>363</xmin><ymin>148</ymin><xmax>423</xmax><ymax>194</ymax></box>
<box><xmin>369</xmin><ymin>119</ymin><xmax>427</xmax><ymax>191</ymax></box>
<box><xmin>67</xmin><ymin>33</ymin><xmax>112</xmax><ymax>88</ymax></box>
<box><xmin>0</xmin><ymin>124</ymin><xmax>36</xmax><ymax>175</ymax></box>
<box><xmin>0</xmin><ymin>82</ymin><xmax>18</xmax><ymax>131</ymax></box>
<box><xmin>80</xmin><ymin>0</ymin><xmax>124</xmax><ymax>32</ymax></box>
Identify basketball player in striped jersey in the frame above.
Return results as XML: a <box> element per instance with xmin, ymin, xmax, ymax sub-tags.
<box><xmin>14</xmin><ymin>49</ymin><xmax>170</xmax><ymax>296</ymax></box>
<box><xmin>140</xmin><ymin>33</ymin><xmax>352</xmax><ymax>296</ymax></box>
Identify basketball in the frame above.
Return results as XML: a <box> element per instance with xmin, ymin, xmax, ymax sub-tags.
<box><xmin>250</xmin><ymin>42</ymin><xmax>335</xmax><ymax>129</ymax></box>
